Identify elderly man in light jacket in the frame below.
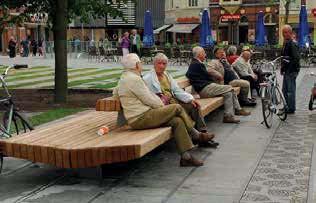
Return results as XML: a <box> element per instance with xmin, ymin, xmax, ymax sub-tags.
<box><xmin>232</xmin><ymin>50</ymin><xmax>259</xmax><ymax>96</ymax></box>
<box><xmin>143</xmin><ymin>53</ymin><xmax>218</xmax><ymax>148</ymax></box>
<box><xmin>113</xmin><ymin>53</ymin><xmax>206</xmax><ymax>167</ymax></box>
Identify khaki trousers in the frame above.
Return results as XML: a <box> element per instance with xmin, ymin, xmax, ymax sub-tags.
<box><xmin>178</xmin><ymin>101</ymin><xmax>207</xmax><ymax>131</ymax></box>
<box><xmin>199</xmin><ymin>83</ymin><xmax>241</xmax><ymax>117</ymax></box>
<box><xmin>129</xmin><ymin>104</ymin><xmax>194</xmax><ymax>154</ymax></box>
<box><xmin>229</xmin><ymin>79</ymin><xmax>251</xmax><ymax>101</ymax></box>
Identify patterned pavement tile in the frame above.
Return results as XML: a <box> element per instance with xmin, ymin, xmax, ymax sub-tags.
<box><xmin>240</xmin><ymin>74</ymin><xmax>315</xmax><ymax>202</ymax></box>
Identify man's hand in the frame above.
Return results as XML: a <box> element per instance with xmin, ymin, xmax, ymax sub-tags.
<box><xmin>252</xmin><ymin>74</ymin><xmax>258</xmax><ymax>81</ymax></box>
<box><xmin>191</xmin><ymin>99</ymin><xmax>201</xmax><ymax>109</ymax></box>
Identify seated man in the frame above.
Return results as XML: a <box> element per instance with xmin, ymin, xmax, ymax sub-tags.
<box><xmin>143</xmin><ymin>53</ymin><xmax>218</xmax><ymax>148</ymax></box>
<box><xmin>114</xmin><ymin>53</ymin><xmax>213</xmax><ymax>167</ymax></box>
<box><xmin>232</xmin><ymin>49</ymin><xmax>260</xmax><ymax>96</ymax></box>
<box><xmin>186</xmin><ymin>46</ymin><xmax>251</xmax><ymax>124</ymax></box>
<box><xmin>208</xmin><ymin>47</ymin><xmax>256</xmax><ymax>107</ymax></box>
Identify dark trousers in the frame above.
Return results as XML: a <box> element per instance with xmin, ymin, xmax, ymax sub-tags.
<box><xmin>282</xmin><ymin>72</ymin><xmax>298</xmax><ymax>112</ymax></box>
<box><xmin>131</xmin><ymin>45</ymin><xmax>139</xmax><ymax>56</ymax></box>
<box><xmin>240</xmin><ymin>75</ymin><xmax>259</xmax><ymax>96</ymax></box>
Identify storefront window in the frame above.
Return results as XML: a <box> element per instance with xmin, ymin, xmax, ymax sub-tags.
<box><xmin>188</xmin><ymin>0</ymin><xmax>198</xmax><ymax>7</ymax></box>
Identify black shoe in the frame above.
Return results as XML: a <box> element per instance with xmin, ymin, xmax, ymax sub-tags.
<box><xmin>240</xmin><ymin>99</ymin><xmax>257</xmax><ymax>107</ymax></box>
<box><xmin>286</xmin><ymin>110</ymin><xmax>295</xmax><ymax>114</ymax></box>
<box><xmin>198</xmin><ymin>141</ymin><xmax>219</xmax><ymax>148</ymax></box>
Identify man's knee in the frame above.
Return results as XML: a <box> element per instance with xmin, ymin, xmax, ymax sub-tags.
<box><xmin>169</xmin><ymin>117</ymin><xmax>183</xmax><ymax>127</ymax></box>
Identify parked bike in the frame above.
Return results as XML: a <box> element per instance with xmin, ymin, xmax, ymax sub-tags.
<box><xmin>309</xmin><ymin>72</ymin><xmax>316</xmax><ymax>111</ymax></box>
<box><xmin>259</xmin><ymin>56</ymin><xmax>288</xmax><ymax>128</ymax></box>
<box><xmin>0</xmin><ymin>65</ymin><xmax>34</xmax><ymax>173</ymax></box>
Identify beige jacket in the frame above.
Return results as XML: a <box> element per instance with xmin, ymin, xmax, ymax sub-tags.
<box><xmin>113</xmin><ymin>70</ymin><xmax>163</xmax><ymax>124</ymax></box>
<box><xmin>207</xmin><ymin>59</ymin><xmax>224</xmax><ymax>85</ymax></box>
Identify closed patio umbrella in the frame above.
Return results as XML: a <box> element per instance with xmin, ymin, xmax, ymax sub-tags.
<box><xmin>143</xmin><ymin>10</ymin><xmax>154</xmax><ymax>47</ymax></box>
<box><xmin>298</xmin><ymin>5</ymin><xmax>310</xmax><ymax>48</ymax></box>
<box><xmin>255</xmin><ymin>11</ymin><xmax>266</xmax><ymax>46</ymax></box>
<box><xmin>199</xmin><ymin>9</ymin><xmax>214</xmax><ymax>47</ymax></box>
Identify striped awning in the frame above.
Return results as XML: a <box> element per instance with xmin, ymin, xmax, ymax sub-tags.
<box><xmin>166</xmin><ymin>24</ymin><xmax>199</xmax><ymax>34</ymax></box>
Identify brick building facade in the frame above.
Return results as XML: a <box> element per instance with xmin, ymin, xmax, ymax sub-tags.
<box><xmin>209</xmin><ymin>0</ymin><xmax>279</xmax><ymax>45</ymax></box>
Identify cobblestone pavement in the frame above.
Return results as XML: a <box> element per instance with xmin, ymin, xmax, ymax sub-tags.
<box><xmin>240</xmin><ymin>73</ymin><xmax>316</xmax><ymax>203</ymax></box>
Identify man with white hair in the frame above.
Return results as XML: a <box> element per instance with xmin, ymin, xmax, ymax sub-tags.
<box><xmin>113</xmin><ymin>53</ymin><xmax>205</xmax><ymax>167</ymax></box>
<box><xmin>186</xmin><ymin>46</ymin><xmax>251</xmax><ymax>123</ymax></box>
<box><xmin>232</xmin><ymin>47</ymin><xmax>260</xmax><ymax>96</ymax></box>
<box><xmin>281</xmin><ymin>24</ymin><xmax>300</xmax><ymax>114</ymax></box>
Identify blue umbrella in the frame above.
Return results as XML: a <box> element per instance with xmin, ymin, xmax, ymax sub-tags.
<box><xmin>298</xmin><ymin>5</ymin><xmax>310</xmax><ymax>48</ymax></box>
<box><xmin>143</xmin><ymin>10</ymin><xmax>154</xmax><ymax>47</ymax></box>
<box><xmin>255</xmin><ymin>11</ymin><xmax>266</xmax><ymax>46</ymax></box>
<box><xmin>200</xmin><ymin>9</ymin><xmax>214</xmax><ymax>47</ymax></box>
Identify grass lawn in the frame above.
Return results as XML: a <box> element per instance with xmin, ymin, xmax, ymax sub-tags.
<box><xmin>3</xmin><ymin>66</ymin><xmax>184</xmax><ymax>90</ymax></box>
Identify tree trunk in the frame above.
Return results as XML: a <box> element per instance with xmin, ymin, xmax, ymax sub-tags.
<box><xmin>53</xmin><ymin>0</ymin><xmax>68</xmax><ymax>103</ymax></box>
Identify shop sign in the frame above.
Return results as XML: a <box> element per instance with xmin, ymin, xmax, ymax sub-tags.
<box><xmin>221</xmin><ymin>14</ymin><xmax>240</xmax><ymax>22</ymax></box>
<box><xmin>312</xmin><ymin>8</ymin><xmax>316</xmax><ymax>17</ymax></box>
<box><xmin>176</xmin><ymin>17</ymin><xmax>200</xmax><ymax>23</ymax></box>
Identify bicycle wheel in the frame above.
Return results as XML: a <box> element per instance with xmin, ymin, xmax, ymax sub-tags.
<box><xmin>262</xmin><ymin>98</ymin><xmax>273</xmax><ymax>128</ymax></box>
<box><xmin>0</xmin><ymin>153</ymin><xmax>3</xmax><ymax>174</ymax></box>
<box><xmin>3</xmin><ymin>111</ymin><xmax>34</xmax><ymax>135</ymax></box>
<box><xmin>274</xmin><ymin>86</ymin><xmax>287</xmax><ymax>121</ymax></box>
<box><xmin>309</xmin><ymin>94</ymin><xmax>315</xmax><ymax>111</ymax></box>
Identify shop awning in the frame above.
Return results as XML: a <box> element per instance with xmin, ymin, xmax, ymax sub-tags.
<box><xmin>154</xmin><ymin>25</ymin><xmax>172</xmax><ymax>34</ymax></box>
<box><xmin>166</xmin><ymin>24</ymin><xmax>199</xmax><ymax>33</ymax></box>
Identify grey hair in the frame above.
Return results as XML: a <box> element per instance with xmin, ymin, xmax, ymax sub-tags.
<box><xmin>153</xmin><ymin>53</ymin><xmax>169</xmax><ymax>64</ymax></box>
<box><xmin>227</xmin><ymin>46</ymin><xmax>237</xmax><ymax>56</ymax></box>
<box><xmin>282</xmin><ymin>24</ymin><xmax>292</xmax><ymax>32</ymax></box>
<box><xmin>192</xmin><ymin>46</ymin><xmax>204</xmax><ymax>58</ymax></box>
<box><xmin>121</xmin><ymin>53</ymin><xmax>141</xmax><ymax>70</ymax></box>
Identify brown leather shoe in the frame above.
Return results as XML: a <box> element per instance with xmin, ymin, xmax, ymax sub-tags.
<box><xmin>180</xmin><ymin>156</ymin><xmax>204</xmax><ymax>167</ymax></box>
<box><xmin>235</xmin><ymin>109</ymin><xmax>251</xmax><ymax>116</ymax></box>
<box><xmin>198</xmin><ymin>132</ymin><xmax>215</xmax><ymax>142</ymax></box>
<box><xmin>223</xmin><ymin>115</ymin><xmax>240</xmax><ymax>123</ymax></box>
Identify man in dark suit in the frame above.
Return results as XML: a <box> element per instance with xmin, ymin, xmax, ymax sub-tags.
<box><xmin>281</xmin><ymin>25</ymin><xmax>301</xmax><ymax>114</ymax></box>
<box><xmin>186</xmin><ymin>46</ymin><xmax>250</xmax><ymax>123</ymax></box>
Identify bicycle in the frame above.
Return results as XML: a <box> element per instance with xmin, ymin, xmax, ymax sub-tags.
<box><xmin>309</xmin><ymin>72</ymin><xmax>316</xmax><ymax>111</ymax></box>
<box><xmin>0</xmin><ymin>65</ymin><xmax>34</xmax><ymax>173</ymax></box>
<box><xmin>258</xmin><ymin>56</ymin><xmax>288</xmax><ymax>128</ymax></box>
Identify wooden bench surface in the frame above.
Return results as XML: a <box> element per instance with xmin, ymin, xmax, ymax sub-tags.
<box><xmin>0</xmin><ymin>111</ymin><xmax>172</xmax><ymax>168</ymax></box>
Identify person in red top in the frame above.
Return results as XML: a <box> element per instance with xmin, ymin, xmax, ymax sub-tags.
<box><xmin>226</xmin><ymin>45</ymin><xmax>239</xmax><ymax>65</ymax></box>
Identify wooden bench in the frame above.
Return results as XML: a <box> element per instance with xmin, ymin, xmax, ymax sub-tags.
<box><xmin>0</xmin><ymin>78</ymin><xmax>239</xmax><ymax>169</ymax></box>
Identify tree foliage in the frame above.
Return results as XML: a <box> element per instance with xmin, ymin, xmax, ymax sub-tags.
<box><xmin>0</xmin><ymin>0</ymin><xmax>130</xmax><ymax>24</ymax></box>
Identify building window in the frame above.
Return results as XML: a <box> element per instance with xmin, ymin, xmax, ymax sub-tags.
<box><xmin>189</xmin><ymin>0</ymin><xmax>198</xmax><ymax>7</ymax></box>
<box><xmin>171</xmin><ymin>0</ymin><xmax>173</xmax><ymax>8</ymax></box>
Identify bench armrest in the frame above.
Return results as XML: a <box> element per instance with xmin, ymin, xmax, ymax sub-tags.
<box><xmin>96</xmin><ymin>97</ymin><xmax>121</xmax><ymax>111</ymax></box>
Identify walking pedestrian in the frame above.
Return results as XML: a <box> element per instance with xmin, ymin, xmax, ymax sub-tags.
<box><xmin>8</xmin><ymin>36</ymin><xmax>17</xmax><ymax>58</ymax></box>
<box><xmin>130</xmin><ymin>29</ymin><xmax>141</xmax><ymax>56</ymax></box>
<box><xmin>31</xmin><ymin>39</ymin><xmax>38</xmax><ymax>56</ymax></box>
<box><xmin>281</xmin><ymin>25</ymin><xmax>301</xmax><ymax>114</ymax></box>
<box><xmin>21</xmin><ymin>37</ymin><xmax>30</xmax><ymax>57</ymax></box>
<box><xmin>120</xmin><ymin>32</ymin><xmax>130</xmax><ymax>56</ymax></box>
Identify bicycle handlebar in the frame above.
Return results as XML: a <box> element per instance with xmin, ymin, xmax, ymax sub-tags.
<box><xmin>3</xmin><ymin>65</ymin><xmax>15</xmax><ymax>78</ymax></box>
